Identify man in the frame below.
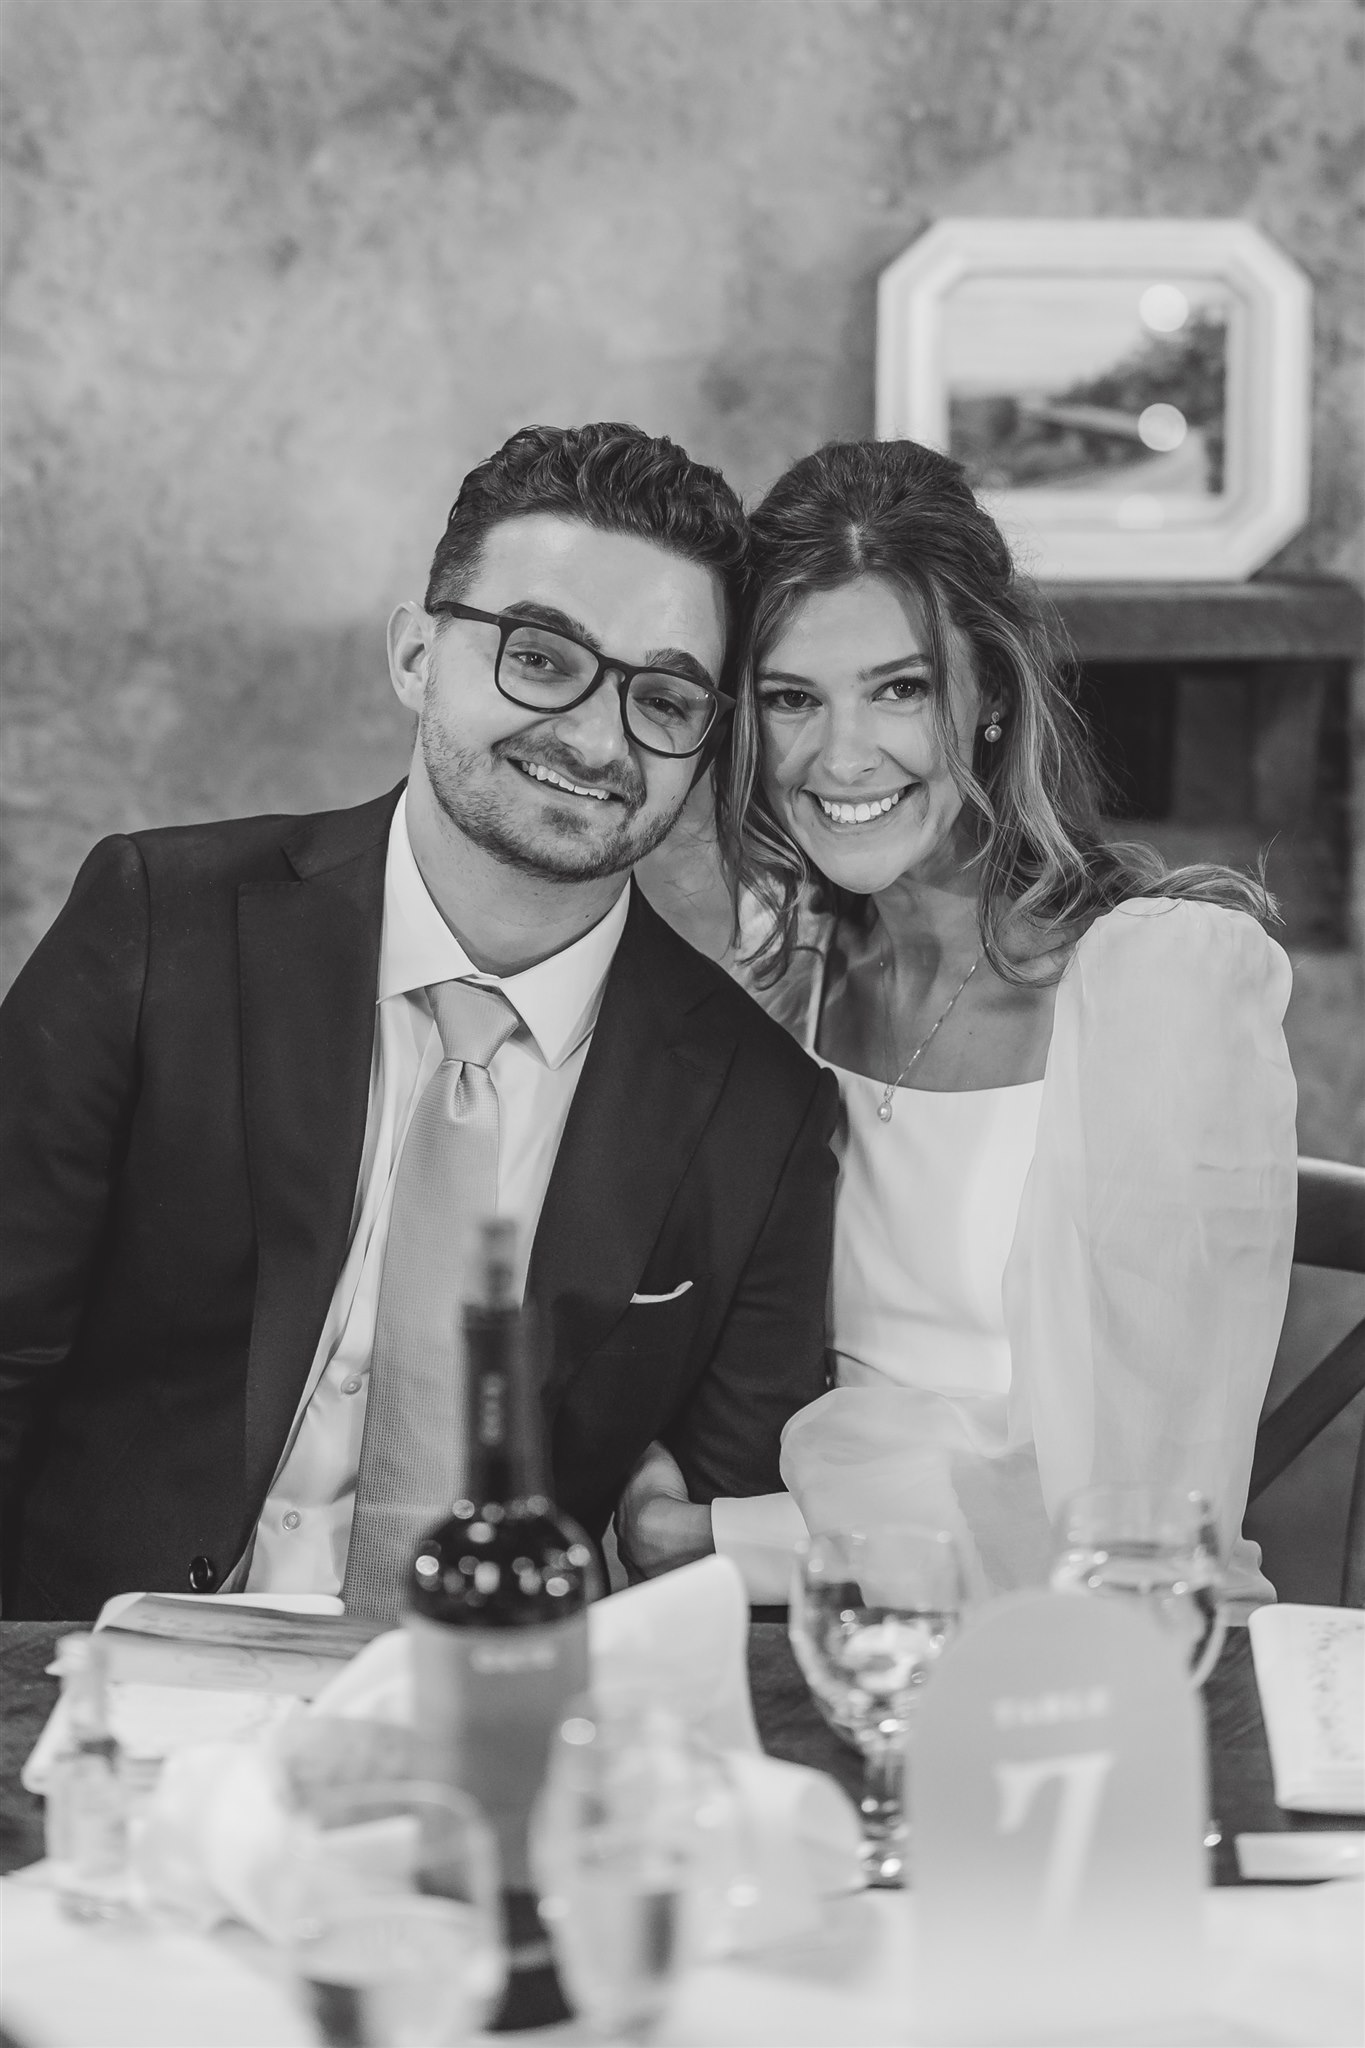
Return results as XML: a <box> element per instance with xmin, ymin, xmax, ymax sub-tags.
<box><xmin>0</xmin><ymin>422</ymin><xmax>837</xmax><ymax>1620</ymax></box>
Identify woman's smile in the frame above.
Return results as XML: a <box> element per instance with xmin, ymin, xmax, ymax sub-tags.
<box><xmin>806</xmin><ymin>781</ymin><xmax>919</xmax><ymax>828</ymax></box>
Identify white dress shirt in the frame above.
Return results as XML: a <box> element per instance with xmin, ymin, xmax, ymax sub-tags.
<box><xmin>246</xmin><ymin>790</ymin><xmax>629</xmax><ymax>1594</ymax></box>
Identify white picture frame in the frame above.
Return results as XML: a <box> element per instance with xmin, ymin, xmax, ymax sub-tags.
<box><xmin>876</xmin><ymin>218</ymin><xmax>1312</xmax><ymax>583</ymax></box>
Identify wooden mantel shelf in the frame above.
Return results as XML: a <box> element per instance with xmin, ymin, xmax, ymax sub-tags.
<box><xmin>1034</xmin><ymin>577</ymin><xmax>1360</xmax><ymax>948</ymax></box>
<box><xmin>1041</xmin><ymin>578</ymin><xmax>1364</xmax><ymax>664</ymax></box>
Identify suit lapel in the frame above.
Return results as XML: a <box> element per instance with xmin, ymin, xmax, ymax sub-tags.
<box><xmin>237</xmin><ymin>791</ymin><xmax>398</xmax><ymax>1513</ymax></box>
<box><xmin>529</xmin><ymin>884</ymin><xmax>737</xmax><ymax>1400</ymax></box>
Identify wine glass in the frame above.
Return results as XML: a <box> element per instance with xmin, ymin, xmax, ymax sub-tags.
<box><xmin>1050</xmin><ymin>1483</ymin><xmax>1228</xmax><ymax>1851</ymax></box>
<box><xmin>788</xmin><ymin>1525</ymin><xmax>965</xmax><ymax>1888</ymax></box>
<box><xmin>531</xmin><ymin>1694</ymin><xmax>713</xmax><ymax>2041</ymax></box>
<box><xmin>271</xmin><ymin>1780</ymin><xmax>504</xmax><ymax>2048</ymax></box>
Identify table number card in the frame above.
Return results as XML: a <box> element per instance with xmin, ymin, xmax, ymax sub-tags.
<box><xmin>911</xmin><ymin>1590</ymin><xmax>1205</xmax><ymax>2043</ymax></box>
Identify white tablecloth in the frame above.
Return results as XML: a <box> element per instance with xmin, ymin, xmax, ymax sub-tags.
<box><xmin>3</xmin><ymin>1874</ymin><xmax>1361</xmax><ymax>2047</ymax></box>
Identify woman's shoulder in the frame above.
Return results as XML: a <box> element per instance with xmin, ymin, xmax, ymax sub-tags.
<box><xmin>1065</xmin><ymin>895</ymin><xmax>1292</xmax><ymax>1018</ymax></box>
<box><xmin>1072</xmin><ymin>893</ymin><xmax>1286</xmax><ymax>968</ymax></box>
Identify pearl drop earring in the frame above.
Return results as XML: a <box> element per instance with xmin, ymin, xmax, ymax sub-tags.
<box><xmin>983</xmin><ymin>713</ymin><xmax>1003</xmax><ymax>743</ymax></box>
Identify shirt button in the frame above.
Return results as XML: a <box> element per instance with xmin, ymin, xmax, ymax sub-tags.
<box><xmin>282</xmin><ymin>1511</ymin><xmax>301</xmax><ymax>1532</ymax></box>
<box><xmin>341</xmin><ymin>1377</ymin><xmax>363</xmax><ymax>1396</ymax></box>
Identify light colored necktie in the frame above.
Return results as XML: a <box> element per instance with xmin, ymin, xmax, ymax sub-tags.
<box><xmin>342</xmin><ymin>979</ymin><xmax>520</xmax><ymax>1620</ymax></box>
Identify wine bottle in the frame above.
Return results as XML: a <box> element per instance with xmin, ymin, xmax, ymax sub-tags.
<box><xmin>407</xmin><ymin>1217</ymin><xmax>593</xmax><ymax>2031</ymax></box>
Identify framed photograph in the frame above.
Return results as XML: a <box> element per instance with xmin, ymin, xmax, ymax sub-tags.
<box><xmin>876</xmin><ymin>219</ymin><xmax>1312</xmax><ymax>583</ymax></box>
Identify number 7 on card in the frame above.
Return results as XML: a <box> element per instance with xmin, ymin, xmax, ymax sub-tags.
<box><xmin>912</xmin><ymin>1591</ymin><xmax>1205</xmax><ymax>2043</ymax></box>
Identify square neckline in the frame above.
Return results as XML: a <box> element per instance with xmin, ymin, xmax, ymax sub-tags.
<box><xmin>818</xmin><ymin>1053</ymin><xmax>1045</xmax><ymax>1098</ymax></box>
<box><xmin>812</xmin><ymin>931</ymin><xmax>1052</xmax><ymax>1098</ymax></box>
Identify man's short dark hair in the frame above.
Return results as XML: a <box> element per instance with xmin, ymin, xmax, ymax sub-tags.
<box><xmin>424</xmin><ymin>422</ymin><xmax>749</xmax><ymax>636</ymax></box>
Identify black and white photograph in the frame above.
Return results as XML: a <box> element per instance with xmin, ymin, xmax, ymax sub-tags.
<box><xmin>1</xmin><ymin>4</ymin><xmax>1362</xmax><ymax>2044</ymax></box>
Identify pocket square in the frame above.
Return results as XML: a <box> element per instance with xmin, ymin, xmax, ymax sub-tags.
<box><xmin>629</xmin><ymin>1281</ymin><xmax>694</xmax><ymax>1305</ymax></box>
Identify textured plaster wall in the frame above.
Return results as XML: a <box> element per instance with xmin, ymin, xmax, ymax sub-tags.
<box><xmin>3</xmin><ymin>0</ymin><xmax>1363</xmax><ymax>1148</ymax></box>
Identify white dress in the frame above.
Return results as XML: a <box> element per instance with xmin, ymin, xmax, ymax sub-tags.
<box><xmin>711</xmin><ymin>898</ymin><xmax>1298</xmax><ymax>1611</ymax></box>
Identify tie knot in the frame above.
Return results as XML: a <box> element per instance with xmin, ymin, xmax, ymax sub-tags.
<box><xmin>427</xmin><ymin>980</ymin><xmax>520</xmax><ymax>1068</ymax></box>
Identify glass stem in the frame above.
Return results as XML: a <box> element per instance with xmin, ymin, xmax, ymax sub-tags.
<box><xmin>860</xmin><ymin>1737</ymin><xmax>904</xmax><ymax>1842</ymax></box>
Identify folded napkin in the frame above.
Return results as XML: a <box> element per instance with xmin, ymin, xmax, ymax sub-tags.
<box><xmin>706</xmin><ymin>1749</ymin><xmax>864</xmax><ymax>1952</ymax></box>
<box><xmin>131</xmin><ymin>1558</ymin><xmax>862</xmax><ymax>1956</ymax></box>
<box><xmin>1249</xmin><ymin>1604</ymin><xmax>1365</xmax><ymax>1815</ymax></box>
<box><xmin>314</xmin><ymin>1552</ymin><xmax>761</xmax><ymax>1755</ymax></box>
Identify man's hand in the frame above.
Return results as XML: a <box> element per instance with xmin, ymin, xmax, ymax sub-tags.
<box><xmin>614</xmin><ymin>1440</ymin><xmax>715</xmax><ymax>1580</ymax></box>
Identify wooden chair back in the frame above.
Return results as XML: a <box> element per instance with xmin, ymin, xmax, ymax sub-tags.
<box><xmin>1249</xmin><ymin>1158</ymin><xmax>1365</xmax><ymax>1605</ymax></box>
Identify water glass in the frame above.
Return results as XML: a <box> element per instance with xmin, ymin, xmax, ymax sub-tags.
<box><xmin>1050</xmin><ymin>1485</ymin><xmax>1228</xmax><ymax>1688</ymax></box>
<box><xmin>531</xmin><ymin>1695</ymin><xmax>711</xmax><ymax>2040</ymax></box>
<box><xmin>272</xmin><ymin>1780</ymin><xmax>504</xmax><ymax>2048</ymax></box>
<box><xmin>788</xmin><ymin>1525</ymin><xmax>965</xmax><ymax>1888</ymax></box>
<box><xmin>1051</xmin><ymin>1484</ymin><xmax>1229</xmax><ymax>1852</ymax></box>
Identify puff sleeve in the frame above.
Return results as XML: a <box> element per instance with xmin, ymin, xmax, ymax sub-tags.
<box><xmin>1003</xmin><ymin>898</ymin><xmax>1297</xmax><ymax>1594</ymax></box>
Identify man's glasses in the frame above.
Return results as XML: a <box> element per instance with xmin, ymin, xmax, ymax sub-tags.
<box><xmin>428</xmin><ymin>602</ymin><xmax>732</xmax><ymax>759</ymax></box>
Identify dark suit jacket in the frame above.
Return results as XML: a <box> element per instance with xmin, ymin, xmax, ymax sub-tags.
<box><xmin>0</xmin><ymin>786</ymin><xmax>837</xmax><ymax>1618</ymax></box>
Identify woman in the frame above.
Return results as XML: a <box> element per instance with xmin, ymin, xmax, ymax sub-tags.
<box><xmin>620</xmin><ymin>438</ymin><xmax>1296</xmax><ymax>1610</ymax></box>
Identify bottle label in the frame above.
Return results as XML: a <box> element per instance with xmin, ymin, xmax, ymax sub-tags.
<box><xmin>407</xmin><ymin>1611</ymin><xmax>589</xmax><ymax>1890</ymax></box>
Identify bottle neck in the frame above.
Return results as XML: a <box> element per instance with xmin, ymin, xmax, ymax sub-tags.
<box><xmin>56</xmin><ymin>1635</ymin><xmax>112</xmax><ymax>1743</ymax></box>
<box><xmin>463</xmin><ymin>1301</ymin><xmax>549</xmax><ymax>1508</ymax></box>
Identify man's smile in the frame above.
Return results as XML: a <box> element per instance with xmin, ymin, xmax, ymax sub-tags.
<box><xmin>510</xmin><ymin>757</ymin><xmax>618</xmax><ymax>803</ymax></box>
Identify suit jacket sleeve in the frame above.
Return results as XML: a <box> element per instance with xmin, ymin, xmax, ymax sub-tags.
<box><xmin>662</xmin><ymin>1061</ymin><xmax>839</xmax><ymax>1501</ymax></box>
<box><xmin>0</xmin><ymin>836</ymin><xmax>149</xmax><ymax>1472</ymax></box>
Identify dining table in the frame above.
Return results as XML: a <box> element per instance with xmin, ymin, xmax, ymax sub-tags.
<box><xmin>0</xmin><ymin>1617</ymin><xmax>1344</xmax><ymax>1883</ymax></box>
<box><xmin>2</xmin><ymin>1616</ymin><xmax>1362</xmax><ymax>2047</ymax></box>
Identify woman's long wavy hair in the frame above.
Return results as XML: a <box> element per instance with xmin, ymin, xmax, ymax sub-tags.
<box><xmin>716</xmin><ymin>439</ymin><xmax>1274</xmax><ymax>985</ymax></box>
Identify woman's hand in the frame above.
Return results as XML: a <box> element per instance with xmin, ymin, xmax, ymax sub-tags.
<box><xmin>614</xmin><ymin>1441</ymin><xmax>715</xmax><ymax>1580</ymax></box>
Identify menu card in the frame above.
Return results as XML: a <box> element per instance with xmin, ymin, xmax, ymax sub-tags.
<box><xmin>1249</xmin><ymin>1603</ymin><xmax>1365</xmax><ymax>1815</ymax></box>
<box><xmin>23</xmin><ymin>1593</ymin><xmax>355</xmax><ymax>1793</ymax></box>
<box><xmin>95</xmin><ymin>1593</ymin><xmax>385</xmax><ymax>1690</ymax></box>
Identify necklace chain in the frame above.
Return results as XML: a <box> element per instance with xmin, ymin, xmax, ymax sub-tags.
<box><xmin>877</xmin><ymin>947</ymin><xmax>981</xmax><ymax>1122</ymax></box>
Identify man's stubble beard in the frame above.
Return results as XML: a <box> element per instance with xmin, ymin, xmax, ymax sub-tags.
<box><xmin>419</xmin><ymin>711</ymin><xmax>684</xmax><ymax>883</ymax></box>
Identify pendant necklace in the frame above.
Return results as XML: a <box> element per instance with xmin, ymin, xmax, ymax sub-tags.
<box><xmin>876</xmin><ymin>946</ymin><xmax>981</xmax><ymax>1122</ymax></box>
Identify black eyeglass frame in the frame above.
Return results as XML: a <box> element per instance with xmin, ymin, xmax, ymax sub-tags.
<box><xmin>428</xmin><ymin>601</ymin><xmax>733</xmax><ymax>760</ymax></box>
